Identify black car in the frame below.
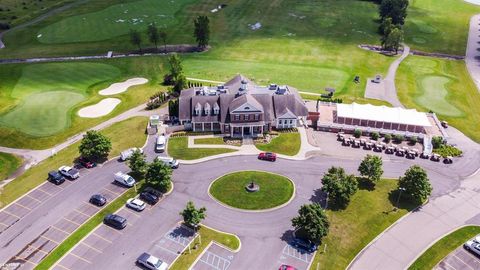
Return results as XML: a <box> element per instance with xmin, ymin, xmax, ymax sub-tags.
<box><xmin>140</xmin><ymin>190</ymin><xmax>160</xmax><ymax>205</ymax></box>
<box><xmin>292</xmin><ymin>238</ymin><xmax>317</xmax><ymax>253</ymax></box>
<box><xmin>89</xmin><ymin>194</ymin><xmax>107</xmax><ymax>206</ymax></box>
<box><xmin>48</xmin><ymin>171</ymin><xmax>65</xmax><ymax>185</ymax></box>
<box><xmin>103</xmin><ymin>214</ymin><xmax>127</xmax><ymax>229</ymax></box>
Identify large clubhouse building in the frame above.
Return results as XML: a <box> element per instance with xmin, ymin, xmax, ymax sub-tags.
<box><xmin>179</xmin><ymin>75</ymin><xmax>308</xmax><ymax>137</ymax></box>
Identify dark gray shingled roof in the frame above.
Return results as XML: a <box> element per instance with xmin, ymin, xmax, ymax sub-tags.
<box><xmin>178</xmin><ymin>75</ymin><xmax>308</xmax><ymax>123</ymax></box>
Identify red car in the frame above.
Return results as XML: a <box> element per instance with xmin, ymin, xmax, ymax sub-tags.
<box><xmin>279</xmin><ymin>265</ymin><xmax>297</xmax><ymax>270</ymax></box>
<box><xmin>258</xmin><ymin>152</ymin><xmax>277</xmax><ymax>161</ymax></box>
<box><xmin>78</xmin><ymin>157</ymin><xmax>96</xmax><ymax>168</ymax></box>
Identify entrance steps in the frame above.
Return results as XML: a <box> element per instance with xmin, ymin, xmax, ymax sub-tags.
<box><xmin>242</xmin><ymin>137</ymin><xmax>254</xmax><ymax>145</ymax></box>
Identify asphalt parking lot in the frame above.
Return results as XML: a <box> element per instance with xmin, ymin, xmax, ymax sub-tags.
<box><xmin>0</xmin><ymin>181</ymin><xmax>72</xmax><ymax>235</ymax></box>
<box><xmin>436</xmin><ymin>245</ymin><xmax>480</xmax><ymax>270</ymax></box>
<box><xmin>4</xmin><ymin>183</ymin><xmax>126</xmax><ymax>270</ymax></box>
<box><xmin>192</xmin><ymin>242</ymin><xmax>236</xmax><ymax>270</ymax></box>
<box><xmin>145</xmin><ymin>225</ymin><xmax>197</xmax><ymax>266</ymax></box>
<box><xmin>276</xmin><ymin>243</ymin><xmax>315</xmax><ymax>270</ymax></box>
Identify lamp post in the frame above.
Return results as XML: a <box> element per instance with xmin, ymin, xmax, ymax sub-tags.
<box><xmin>394</xmin><ymin>187</ymin><xmax>406</xmax><ymax>212</ymax></box>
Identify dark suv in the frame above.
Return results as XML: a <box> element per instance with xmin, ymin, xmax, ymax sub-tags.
<box><xmin>89</xmin><ymin>194</ymin><xmax>107</xmax><ymax>207</ymax></box>
<box><xmin>140</xmin><ymin>187</ymin><xmax>162</xmax><ymax>205</ymax></box>
<box><xmin>292</xmin><ymin>238</ymin><xmax>317</xmax><ymax>252</ymax></box>
<box><xmin>103</xmin><ymin>214</ymin><xmax>127</xmax><ymax>229</ymax></box>
<box><xmin>48</xmin><ymin>171</ymin><xmax>65</xmax><ymax>185</ymax></box>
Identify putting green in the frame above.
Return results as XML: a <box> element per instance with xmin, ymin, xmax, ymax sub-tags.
<box><xmin>416</xmin><ymin>76</ymin><xmax>462</xmax><ymax>117</ymax></box>
<box><xmin>0</xmin><ymin>62</ymin><xmax>121</xmax><ymax>136</ymax></box>
<box><xmin>0</xmin><ymin>91</ymin><xmax>85</xmax><ymax>136</ymax></box>
<box><xmin>37</xmin><ymin>0</ymin><xmax>195</xmax><ymax>43</ymax></box>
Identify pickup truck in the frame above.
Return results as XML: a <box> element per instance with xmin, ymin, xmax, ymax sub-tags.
<box><xmin>58</xmin><ymin>166</ymin><xmax>80</xmax><ymax>179</ymax></box>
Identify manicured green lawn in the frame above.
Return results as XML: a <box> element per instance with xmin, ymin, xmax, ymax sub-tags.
<box><xmin>396</xmin><ymin>56</ymin><xmax>480</xmax><ymax>142</ymax></box>
<box><xmin>409</xmin><ymin>226</ymin><xmax>480</xmax><ymax>270</ymax></box>
<box><xmin>170</xmin><ymin>225</ymin><xmax>240</xmax><ymax>270</ymax></box>
<box><xmin>0</xmin><ymin>116</ymin><xmax>148</xmax><ymax>209</ymax></box>
<box><xmin>0</xmin><ymin>152</ymin><xmax>22</xmax><ymax>180</ymax></box>
<box><xmin>406</xmin><ymin>0</ymin><xmax>480</xmax><ymax>55</ymax></box>
<box><xmin>0</xmin><ymin>57</ymin><xmax>167</xmax><ymax>149</ymax></box>
<box><xmin>209</xmin><ymin>171</ymin><xmax>294</xmax><ymax>210</ymax></box>
<box><xmin>255</xmin><ymin>132</ymin><xmax>301</xmax><ymax>156</ymax></box>
<box><xmin>312</xmin><ymin>179</ymin><xmax>419</xmax><ymax>269</ymax></box>
<box><xmin>194</xmin><ymin>137</ymin><xmax>226</xmax><ymax>145</ymax></box>
<box><xmin>167</xmin><ymin>137</ymin><xmax>236</xmax><ymax>160</ymax></box>
<box><xmin>0</xmin><ymin>0</ymin><xmax>75</xmax><ymax>28</ymax></box>
<box><xmin>37</xmin><ymin>0</ymin><xmax>196</xmax><ymax>43</ymax></box>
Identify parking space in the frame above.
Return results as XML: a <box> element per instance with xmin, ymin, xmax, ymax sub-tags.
<box><xmin>192</xmin><ymin>242</ymin><xmax>235</xmax><ymax>270</ymax></box>
<box><xmin>53</xmin><ymin>205</ymin><xmax>145</xmax><ymax>270</ymax></box>
<box><xmin>148</xmin><ymin>225</ymin><xmax>197</xmax><ymax>265</ymax></box>
<box><xmin>276</xmin><ymin>243</ymin><xmax>315</xmax><ymax>270</ymax></box>
<box><xmin>0</xmin><ymin>181</ymin><xmax>72</xmax><ymax>235</ymax></box>
<box><xmin>436</xmin><ymin>246</ymin><xmax>480</xmax><ymax>270</ymax></box>
<box><xmin>4</xmin><ymin>183</ymin><xmax>129</xmax><ymax>270</ymax></box>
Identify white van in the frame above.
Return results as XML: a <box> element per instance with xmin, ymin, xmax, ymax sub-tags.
<box><xmin>120</xmin><ymin>147</ymin><xmax>143</xmax><ymax>161</ymax></box>
<box><xmin>155</xmin><ymin>136</ymin><xmax>166</xmax><ymax>153</ymax></box>
<box><xmin>156</xmin><ymin>156</ymin><xmax>179</xmax><ymax>169</ymax></box>
<box><xmin>114</xmin><ymin>172</ymin><xmax>135</xmax><ymax>187</ymax></box>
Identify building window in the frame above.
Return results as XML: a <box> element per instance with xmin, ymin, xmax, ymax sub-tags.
<box><xmin>254</xmin><ymin>114</ymin><xmax>259</xmax><ymax>120</ymax></box>
<box><xmin>234</xmin><ymin>114</ymin><xmax>240</xmax><ymax>121</ymax></box>
<box><xmin>244</xmin><ymin>114</ymin><xmax>248</xmax><ymax>120</ymax></box>
<box><xmin>290</xmin><ymin>119</ymin><xmax>294</xmax><ymax>125</ymax></box>
<box><xmin>213</xmin><ymin>108</ymin><xmax>219</xmax><ymax>115</ymax></box>
<box><xmin>205</xmin><ymin>109</ymin><xmax>210</xmax><ymax>115</ymax></box>
<box><xmin>279</xmin><ymin>119</ymin><xmax>283</xmax><ymax>125</ymax></box>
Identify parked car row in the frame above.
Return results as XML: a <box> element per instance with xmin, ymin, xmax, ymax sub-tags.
<box><xmin>47</xmin><ymin>156</ymin><xmax>97</xmax><ymax>185</ymax></box>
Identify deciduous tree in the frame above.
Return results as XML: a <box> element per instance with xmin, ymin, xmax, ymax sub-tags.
<box><xmin>291</xmin><ymin>203</ymin><xmax>329</xmax><ymax>243</ymax></box>
<box><xmin>79</xmin><ymin>130</ymin><xmax>112</xmax><ymax>160</ymax></box>
<box><xmin>321</xmin><ymin>167</ymin><xmax>358</xmax><ymax>209</ymax></box>
<box><xmin>358</xmin><ymin>155</ymin><xmax>384</xmax><ymax>185</ymax></box>
<box><xmin>398</xmin><ymin>165</ymin><xmax>432</xmax><ymax>203</ymax></box>
<box><xmin>145</xmin><ymin>158</ymin><xmax>172</xmax><ymax>192</ymax></box>
<box><xmin>127</xmin><ymin>149</ymin><xmax>147</xmax><ymax>177</ymax></box>
<box><xmin>180</xmin><ymin>201</ymin><xmax>207</xmax><ymax>228</ymax></box>
<box><xmin>194</xmin><ymin>16</ymin><xmax>210</xmax><ymax>48</ymax></box>
<box><xmin>129</xmin><ymin>29</ymin><xmax>142</xmax><ymax>51</ymax></box>
<box><xmin>147</xmin><ymin>24</ymin><xmax>159</xmax><ymax>49</ymax></box>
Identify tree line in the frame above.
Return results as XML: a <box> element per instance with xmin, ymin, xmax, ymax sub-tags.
<box><xmin>129</xmin><ymin>15</ymin><xmax>210</xmax><ymax>52</ymax></box>
<box><xmin>377</xmin><ymin>0</ymin><xmax>409</xmax><ymax>53</ymax></box>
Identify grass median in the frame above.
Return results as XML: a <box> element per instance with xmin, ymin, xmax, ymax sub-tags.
<box><xmin>34</xmin><ymin>184</ymin><xmax>140</xmax><ymax>270</ymax></box>
<box><xmin>168</xmin><ymin>136</ymin><xmax>236</xmax><ymax>160</ymax></box>
<box><xmin>0</xmin><ymin>116</ymin><xmax>148</xmax><ymax>209</ymax></box>
<box><xmin>169</xmin><ymin>225</ymin><xmax>240</xmax><ymax>270</ymax></box>
<box><xmin>408</xmin><ymin>226</ymin><xmax>480</xmax><ymax>270</ymax></box>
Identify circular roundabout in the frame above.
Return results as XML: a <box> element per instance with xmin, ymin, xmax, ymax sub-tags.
<box><xmin>209</xmin><ymin>170</ymin><xmax>295</xmax><ymax>211</ymax></box>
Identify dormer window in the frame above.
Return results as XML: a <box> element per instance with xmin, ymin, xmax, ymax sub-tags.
<box><xmin>195</xmin><ymin>103</ymin><xmax>202</xmax><ymax>116</ymax></box>
<box><xmin>213</xmin><ymin>103</ymin><xmax>220</xmax><ymax>115</ymax></box>
<box><xmin>204</xmin><ymin>103</ymin><xmax>211</xmax><ymax>115</ymax></box>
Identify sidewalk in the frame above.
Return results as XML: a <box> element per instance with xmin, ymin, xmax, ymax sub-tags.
<box><xmin>178</xmin><ymin>127</ymin><xmax>322</xmax><ymax>164</ymax></box>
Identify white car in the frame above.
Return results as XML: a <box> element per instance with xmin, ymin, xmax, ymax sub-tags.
<box><xmin>58</xmin><ymin>165</ymin><xmax>79</xmax><ymax>179</ymax></box>
<box><xmin>474</xmin><ymin>234</ymin><xmax>480</xmax><ymax>243</ymax></box>
<box><xmin>126</xmin><ymin>198</ymin><xmax>146</xmax><ymax>211</ymax></box>
<box><xmin>137</xmin><ymin>253</ymin><xmax>168</xmax><ymax>270</ymax></box>
<box><xmin>464</xmin><ymin>240</ymin><xmax>480</xmax><ymax>256</ymax></box>
<box><xmin>120</xmin><ymin>147</ymin><xmax>143</xmax><ymax>161</ymax></box>
<box><xmin>156</xmin><ymin>156</ymin><xmax>179</xmax><ymax>169</ymax></box>
<box><xmin>114</xmin><ymin>172</ymin><xmax>135</xmax><ymax>187</ymax></box>
<box><xmin>155</xmin><ymin>136</ymin><xmax>166</xmax><ymax>153</ymax></box>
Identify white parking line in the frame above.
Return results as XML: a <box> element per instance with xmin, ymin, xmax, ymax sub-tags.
<box><xmin>165</xmin><ymin>230</ymin><xmax>191</xmax><ymax>246</ymax></box>
<box><xmin>155</xmin><ymin>244</ymin><xmax>179</xmax><ymax>256</ymax></box>
<box><xmin>452</xmin><ymin>254</ymin><xmax>474</xmax><ymax>270</ymax></box>
<box><xmin>26</xmin><ymin>194</ymin><xmax>43</xmax><ymax>203</ymax></box>
<box><xmin>199</xmin><ymin>251</ymin><xmax>231</xmax><ymax>270</ymax></box>
<box><xmin>460</xmin><ymin>249</ymin><xmax>480</xmax><ymax>264</ymax></box>
<box><xmin>442</xmin><ymin>260</ymin><xmax>457</xmax><ymax>270</ymax></box>
<box><xmin>281</xmin><ymin>244</ymin><xmax>311</xmax><ymax>263</ymax></box>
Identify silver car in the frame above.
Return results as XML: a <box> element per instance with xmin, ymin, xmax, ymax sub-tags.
<box><xmin>126</xmin><ymin>198</ymin><xmax>146</xmax><ymax>211</ymax></box>
<box><xmin>464</xmin><ymin>240</ymin><xmax>480</xmax><ymax>256</ymax></box>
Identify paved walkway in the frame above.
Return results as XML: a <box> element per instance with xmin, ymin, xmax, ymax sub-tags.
<box><xmin>465</xmin><ymin>14</ymin><xmax>480</xmax><ymax>92</ymax></box>
<box><xmin>179</xmin><ymin>127</ymin><xmax>321</xmax><ymax>164</ymax></box>
<box><xmin>364</xmin><ymin>44</ymin><xmax>410</xmax><ymax>107</ymax></box>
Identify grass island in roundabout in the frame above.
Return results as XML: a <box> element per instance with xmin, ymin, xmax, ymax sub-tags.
<box><xmin>209</xmin><ymin>171</ymin><xmax>295</xmax><ymax>211</ymax></box>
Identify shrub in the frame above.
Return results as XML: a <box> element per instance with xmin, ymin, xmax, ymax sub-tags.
<box><xmin>384</xmin><ymin>134</ymin><xmax>392</xmax><ymax>143</ymax></box>
<box><xmin>431</xmin><ymin>136</ymin><xmax>444</xmax><ymax>149</ymax></box>
<box><xmin>409</xmin><ymin>136</ymin><xmax>418</xmax><ymax>145</ymax></box>
<box><xmin>371</xmin><ymin>132</ymin><xmax>379</xmax><ymax>141</ymax></box>
<box><xmin>394</xmin><ymin>134</ymin><xmax>404</xmax><ymax>143</ymax></box>
<box><xmin>354</xmin><ymin>129</ymin><xmax>362</xmax><ymax>138</ymax></box>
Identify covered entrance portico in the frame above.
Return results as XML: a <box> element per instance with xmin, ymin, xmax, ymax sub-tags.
<box><xmin>230</xmin><ymin>122</ymin><xmax>265</xmax><ymax>138</ymax></box>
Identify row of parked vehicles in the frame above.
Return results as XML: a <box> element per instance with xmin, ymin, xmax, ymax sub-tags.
<box><xmin>47</xmin><ymin>157</ymin><xmax>96</xmax><ymax>185</ymax></box>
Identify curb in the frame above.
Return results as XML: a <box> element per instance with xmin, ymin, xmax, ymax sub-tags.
<box><xmin>207</xmin><ymin>170</ymin><xmax>296</xmax><ymax>213</ymax></box>
<box><xmin>407</xmin><ymin>224</ymin><xmax>480</xmax><ymax>270</ymax></box>
<box><xmin>200</xmin><ymin>223</ymin><xmax>242</xmax><ymax>253</ymax></box>
<box><xmin>346</xmin><ymin>198</ymin><xmax>429</xmax><ymax>270</ymax></box>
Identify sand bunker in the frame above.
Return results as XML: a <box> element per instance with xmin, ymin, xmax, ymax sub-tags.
<box><xmin>78</xmin><ymin>98</ymin><xmax>121</xmax><ymax>118</ymax></box>
<box><xmin>465</xmin><ymin>0</ymin><xmax>480</xmax><ymax>5</ymax></box>
<box><xmin>99</xmin><ymin>77</ymin><xmax>148</xmax><ymax>95</ymax></box>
